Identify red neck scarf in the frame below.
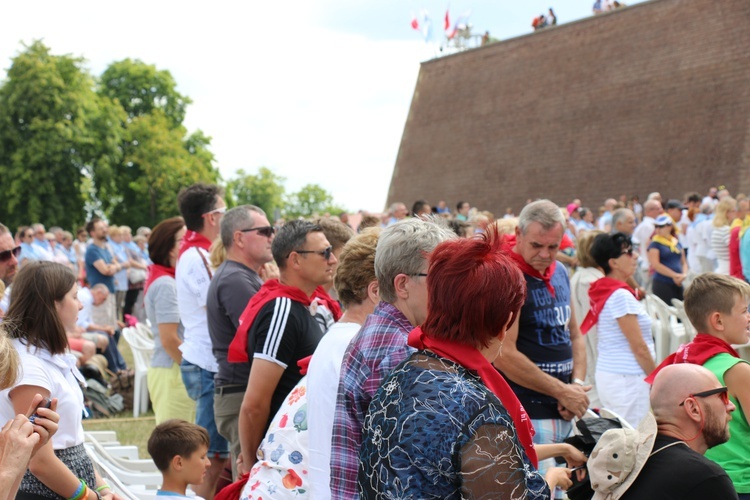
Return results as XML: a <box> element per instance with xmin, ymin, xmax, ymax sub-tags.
<box><xmin>408</xmin><ymin>327</ymin><xmax>538</xmax><ymax>468</ymax></box>
<box><xmin>143</xmin><ymin>264</ymin><xmax>175</xmax><ymax>295</ymax></box>
<box><xmin>503</xmin><ymin>234</ymin><xmax>557</xmax><ymax>297</ymax></box>
<box><xmin>580</xmin><ymin>277</ymin><xmax>636</xmax><ymax>334</ymax></box>
<box><xmin>228</xmin><ymin>279</ymin><xmax>342</xmax><ymax>363</ymax></box>
<box><xmin>645</xmin><ymin>333</ymin><xmax>740</xmax><ymax>384</ymax></box>
<box><xmin>178</xmin><ymin>230</ymin><xmax>212</xmax><ymax>257</ymax></box>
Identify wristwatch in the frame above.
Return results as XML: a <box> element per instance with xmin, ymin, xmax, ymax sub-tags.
<box><xmin>572</xmin><ymin>378</ymin><xmax>586</xmax><ymax>386</ymax></box>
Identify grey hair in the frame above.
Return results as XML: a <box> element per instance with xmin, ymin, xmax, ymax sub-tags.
<box><xmin>31</xmin><ymin>223</ymin><xmax>45</xmax><ymax>233</ymax></box>
<box><xmin>136</xmin><ymin>226</ymin><xmax>151</xmax><ymax>236</ymax></box>
<box><xmin>220</xmin><ymin>205</ymin><xmax>265</xmax><ymax>248</ymax></box>
<box><xmin>611</xmin><ymin>208</ymin><xmax>633</xmax><ymax>231</ymax></box>
<box><xmin>375</xmin><ymin>217</ymin><xmax>456</xmax><ymax>303</ymax></box>
<box><xmin>517</xmin><ymin>200</ymin><xmax>566</xmax><ymax>235</ymax></box>
<box><xmin>91</xmin><ymin>283</ymin><xmax>109</xmax><ymax>294</ymax></box>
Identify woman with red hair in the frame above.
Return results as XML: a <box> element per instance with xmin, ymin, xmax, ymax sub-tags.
<box><xmin>357</xmin><ymin>228</ymin><xmax>581</xmax><ymax>498</ymax></box>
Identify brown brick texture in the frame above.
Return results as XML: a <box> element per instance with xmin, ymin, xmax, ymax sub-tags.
<box><xmin>387</xmin><ymin>0</ymin><xmax>750</xmax><ymax>214</ymax></box>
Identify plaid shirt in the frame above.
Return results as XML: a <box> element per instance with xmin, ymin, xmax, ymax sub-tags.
<box><xmin>329</xmin><ymin>301</ymin><xmax>415</xmax><ymax>499</ymax></box>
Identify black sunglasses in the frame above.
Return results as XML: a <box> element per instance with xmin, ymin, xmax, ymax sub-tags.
<box><xmin>0</xmin><ymin>246</ymin><xmax>21</xmax><ymax>263</ymax></box>
<box><xmin>679</xmin><ymin>386</ymin><xmax>729</xmax><ymax>406</ymax></box>
<box><xmin>292</xmin><ymin>245</ymin><xmax>333</xmax><ymax>260</ymax></box>
<box><xmin>239</xmin><ymin>226</ymin><xmax>276</xmax><ymax>238</ymax></box>
<box><xmin>617</xmin><ymin>248</ymin><xmax>634</xmax><ymax>257</ymax></box>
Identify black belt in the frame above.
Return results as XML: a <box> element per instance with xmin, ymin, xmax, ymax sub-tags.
<box><xmin>214</xmin><ymin>385</ymin><xmax>246</xmax><ymax>395</ymax></box>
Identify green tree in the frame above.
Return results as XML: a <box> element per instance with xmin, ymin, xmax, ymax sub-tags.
<box><xmin>284</xmin><ymin>184</ymin><xmax>346</xmax><ymax>219</ymax></box>
<box><xmin>0</xmin><ymin>41</ymin><xmax>124</xmax><ymax>230</ymax></box>
<box><xmin>99</xmin><ymin>58</ymin><xmax>191</xmax><ymax>128</ymax></box>
<box><xmin>108</xmin><ymin>110</ymin><xmax>218</xmax><ymax>226</ymax></box>
<box><xmin>97</xmin><ymin>59</ymin><xmax>217</xmax><ymax>227</ymax></box>
<box><xmin>227</xmin><ymin>167</ymin><xmax>286</xmax><ymax>218</ymax></box>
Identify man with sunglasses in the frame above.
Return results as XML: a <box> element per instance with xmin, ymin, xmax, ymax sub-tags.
<box><xmin>646</xmin><ymin>273</ymin><xmax>750</xmax><ymax>498</ymax></box>
<box><xmin>0</xmin><ymin>224</ymin><xmax>19</xmax><ymax>287</ymax></box>
<box><xmin>207</xmin><ymin>205</ymin><xmax>274</xmax><ymax>479</ymax></box>
<box><xmin>611</xmin><ymin>363</ymin><xmax>737</xmax><ymax>500</ymax></box>
<box><xmin>175</xmin><ymin>182</ymin><xmax>230</xmax><ymax>499</ymax></box>
<box><xmin>0</xmin><ymin>223</ymin><xmax>20</xmax><ymax>315</ymax></box>
<box><xmin>228</xmin><ymin>220</ymin><xmax>341</xmax><ymax>475</ymax></box>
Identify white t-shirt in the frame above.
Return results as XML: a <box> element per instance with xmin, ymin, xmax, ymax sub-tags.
<box><xmin>77</xmin><ymin>287</ymin><xmax>95</xmax><ymax>330</ymax></box>
<box><xmin>596</xmin><ymin>289</ymin><xmax>654</xmax><ymax>375</ymax></box>
<box><xmin>0</xmin><ymin>340</ymin><xmax>86</xmax><ymax>449</ymax></box>
<box><xmin>176</xmin><ymin>247</ymin><xmax>217</xmax><ymax>372</ymax></box>
<box><xmin>632</xmin><ymin>216</ymin><xmax>655</xmax><ymax>271</ymax></box>
<box><xmin>306</xmin><ymin>321</ymin><xmax>362</xmax><ymax>500</ymax></box>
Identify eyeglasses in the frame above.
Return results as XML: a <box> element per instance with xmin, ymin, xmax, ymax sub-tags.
<box><xmin>410</xmin><ymin>273</ymin><xmax>428</xmax><ymax>278</ymax></box>
<box><xmin>0</xmin><ymin>246</ymin><xmax>21</xmax><ymax>263</ymax></box>
<box><xmin>202</xmin><ymin>206</ymin><xmax>227</xmax><ymax>218</ymax></box>
<box><xmin>679</xmin><ymin>386</ymin><xmax>729</xmax><ymax>406</ymax></box>
<box><xmin>618</xmin><ymin>248</ymin><xmax>634</xmax><ymax>258</ymax></box>
<box><xmin>291</xmin><ymin>245</ymin><xmax>333</xmax><ymax>260</ymax></box>
<box><xmin>239</xmin><ymin>226</ymin><xmax>276</xmax><ymax>238</ymax></box>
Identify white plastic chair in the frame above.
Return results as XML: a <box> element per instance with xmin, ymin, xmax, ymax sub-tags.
<box><xmin>671</xmin><ymin>299</ymin><xmax>697</xmax><ymax>341</ymax></box>
<box><xmin>121</xmin><ymin>326</ymin><xmax>154</xmax><ymax>417</ymax></box>
<box><xmin>646</xmin><ymin>294</ymin><xmax>687</xmax><ymax>361</ymax></box>
<box><xmin>135</xmin><ymin>321</ymin><xmax>155</xmax><ymax>341</ymax></box>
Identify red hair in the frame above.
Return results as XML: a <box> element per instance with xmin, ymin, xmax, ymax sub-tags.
<box><xmin>421</xmin><ymin>227</ymin><xmax>527</xmax><ymax>348</ymax></box>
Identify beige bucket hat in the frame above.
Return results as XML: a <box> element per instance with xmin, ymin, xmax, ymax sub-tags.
<box><xmin>588</xmin><ymin>411</ymin><xmax>658</xmax><ymax>499</ymax></box>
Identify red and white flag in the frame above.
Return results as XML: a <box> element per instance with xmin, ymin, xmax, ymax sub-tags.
<box><xmin>444</xmin><ymin>8</ymin><xmax>450</xmax><ymax>32</ymax></box>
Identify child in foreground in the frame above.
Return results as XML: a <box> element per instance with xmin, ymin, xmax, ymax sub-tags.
<box><xmin>148</xmin><ymin>419</ymin><xmax>211</xmax><ymax>499</ymax></box>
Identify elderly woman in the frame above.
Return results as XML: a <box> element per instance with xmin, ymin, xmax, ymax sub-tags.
<box><xmin>358</xmin><ymin>228</ymin><xmax>581</xmax><ymax>498</ymax></box>
<box><xmin>710</xmin><ymin>197</ymin><xmax>738</xmax><ymax>275</ymax></box>
<box><xmin>648</xmin><ymin>214</ymin><xmax>687</xmax><ymax>304</ymax></box>
<box><xmin>582</xmin><ymin>233</ymin><xmax>655</xmax><ymax>427</ymax></box>
<box><xmin>0</xmin><ymin>262</ymin><xmax>117</xmax><ymax>499</ymax></box>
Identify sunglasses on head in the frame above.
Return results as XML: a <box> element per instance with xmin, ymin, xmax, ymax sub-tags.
<box><xmin>679</xmin><ymin>386</ymin><xmax>729</xmax><ymax>406</ymax></box>
<box><xmin>0</xmin><ymin>246</ymin><xmax>21</xmax><ymax>263</ymax></box>
<box><xmin>291</xmin><ymin>245</ymin><xmax>333</xmax><ymax>260</ymax></box>
<box><xmin>239</xmin><ymin>226</ymin><xmax>276</xmax><ymax>238</ymax></box>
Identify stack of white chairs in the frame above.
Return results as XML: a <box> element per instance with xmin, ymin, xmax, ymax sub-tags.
<box><xmin>84</xmin><ymin>431</ymin><xmax>204</xmax><ymax>499</ymax></box>
<box><xmin>670</xmin><ymin>299</ymin><xmax>698</xmax><ymax>342</ymax></box>
<box><xmin>645</xmin><ymin>294</ymin><xmax>689</xmax><ymax>362</ymax></box>
<box><xmin>121</xmin><ymin>325</ymin><xmax>154</xmax><ymax>417</ymax></box>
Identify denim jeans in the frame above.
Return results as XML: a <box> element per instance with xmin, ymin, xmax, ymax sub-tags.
<box><xmin>180</xmin><ymin>360</ymin><xmax>229</xmax><ymax>457</ymax></box>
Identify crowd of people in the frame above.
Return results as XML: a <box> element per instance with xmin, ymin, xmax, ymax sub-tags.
<box><xmin>0</xmin><ymin>183</ymin><xmax>748</xmax><ymax>499</ymax></box>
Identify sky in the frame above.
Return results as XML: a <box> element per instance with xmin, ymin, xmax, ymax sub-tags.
<box><xmin>1</xmin><ymin>0</ymin><xmax>645</xmax><ymax>213</ymax></box>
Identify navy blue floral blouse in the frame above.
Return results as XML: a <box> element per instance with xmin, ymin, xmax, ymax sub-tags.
<box><xmin>358</xmin><ymin>350</ymin><xmax>550</xmax><ymax>499</ymax></box>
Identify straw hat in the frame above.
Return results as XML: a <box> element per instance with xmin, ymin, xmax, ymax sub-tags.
<box><xmin>589</xmin><ymin>412</ymin><xmax>658</xmax><ymax>499</ymax></box>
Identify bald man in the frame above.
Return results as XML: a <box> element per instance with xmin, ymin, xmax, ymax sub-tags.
<box><xmin>620</xmin><ymin>364</ymin><xmax>737</xmax><ymax>499</ymax></box>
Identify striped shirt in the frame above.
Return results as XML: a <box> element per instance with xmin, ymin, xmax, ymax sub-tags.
<box><xmin>249</xmin><ymin>297</ymin><xmax>325</xmax><ymax>429</ymax></box>
<box><xmin>329</xmin><ymin>302</ymin><xmax>415</xmax><ymax>499</ymax></box>
<box><xmin>596</xmin><ymin>289</ymin><xmax>654</xmax><ymax>375</ymax></box>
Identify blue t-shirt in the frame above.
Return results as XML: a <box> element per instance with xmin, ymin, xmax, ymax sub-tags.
<box><xmin>85</xmin><ymin>244</ymin><xmax>115</xmax><ymax>292</ymax></box>
<box><xmin>648</xmin><ymin>240</ymin><xmax>683</xmax><ymax>283</ymax></box>
<box><xmin>505</xmin><ymin>264</ymin><xmax>573</xmax><ymax>419</ymax></box>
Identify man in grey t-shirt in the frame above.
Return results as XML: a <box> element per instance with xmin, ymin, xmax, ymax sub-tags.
<box><xmin>207</xmin><ymin>205</ymin><xmax>275</xmax><ymax>478</ymax></box>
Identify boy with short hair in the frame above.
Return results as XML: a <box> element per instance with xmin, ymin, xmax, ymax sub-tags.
<box><xmin>647</xmin><ymin>272</ymin><xmax>750</xmax><ymax>497</ymax></box>
<box><xmin>148</xmin><ymin>419</ymin><xmax>211</xmax><ymax>498</ymax></box>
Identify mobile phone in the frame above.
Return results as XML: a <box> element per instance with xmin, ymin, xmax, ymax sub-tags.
<box><xmin>29</xmin><ymin>397</ymin><xmax>52</xmax><ymax>424</ymax></box>
<box><xmin>570</xmin><ymin>465</ymin><xmax>587</xmax><ymax>472</ymax></box>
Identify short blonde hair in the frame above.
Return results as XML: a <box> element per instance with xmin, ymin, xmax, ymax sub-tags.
<box><xmin>713</xmin><ymin>198</ymin><xmax>737</xmax><ymax>228</ymax></box>
<box><xmin>335</xmin><ymin>228</ymin><xmax>380</xmax><ymax>307</ymax></box>
<box><xmin>108</xmin><ymin>225</ymin><xmax>122</xmax><ymax>237</ymax></box>
<box><xmin>0</xmin><ymin>330</ymin><xmax>20</xmax><ymax>390</ymax></box>
<box><xmin>685</xmin><ymin>273</ymin><xmax>750</xmax><ymax>332</ymax></box>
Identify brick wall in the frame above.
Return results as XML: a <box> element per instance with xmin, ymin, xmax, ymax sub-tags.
<box><xmin>387</xmin><ymin>0</ymin><xmax>750</xmax><ymax>215</ymax></box>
